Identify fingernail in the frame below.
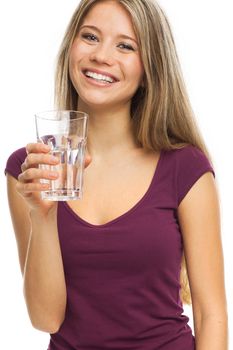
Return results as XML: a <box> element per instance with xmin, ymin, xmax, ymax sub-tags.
<box><xmin>50</xmin><ymin>156</ymin><xmax>59</xmax><ymax>163</ymax></box>
<box><xmin>42</xmin><ymin>183</ymin><xmax>49</xmax><ymax>189</ymax></box>
<box><xmin>49</xmin><ymin>172</ymin><xmax>58</xmax><ymax>178</ymax></box>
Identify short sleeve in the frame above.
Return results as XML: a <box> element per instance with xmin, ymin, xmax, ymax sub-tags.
<box><xmin>176</xmin><ymin>145</ymin><xmax>215</xmax><ymax>206</ymax></box>
<box><xmin>4</xmin><ymin>147</ymin><xmax>27</xmax><ymax>180</ymax></box>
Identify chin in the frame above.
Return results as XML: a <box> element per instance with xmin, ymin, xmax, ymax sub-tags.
<box><xmin>78</xmin><ymin>93</ymin><xmax>117</xmax><ymax>109</ymax></box>
<box><xmin>77</xmin><ymin>89</ymin><xmax>135</xmax><ymax>112</ymax></box>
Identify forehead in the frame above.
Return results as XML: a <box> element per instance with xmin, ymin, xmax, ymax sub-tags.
<box><xmin>81</xmin><ymin>1</ymin><xmax>136</xmax><ymax>37</ymax></box>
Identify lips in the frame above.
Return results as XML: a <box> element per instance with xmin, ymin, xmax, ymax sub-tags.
<box><xmin>82</xmin><ymin>68</ymin><xmax>119</xmax><ymax>82</ymax></box>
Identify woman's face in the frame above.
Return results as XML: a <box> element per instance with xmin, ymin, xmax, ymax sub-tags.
<box><xmin>69</xmin><ymin>0</ymin><xmax>144</xmax><ymax>112</ymax></box>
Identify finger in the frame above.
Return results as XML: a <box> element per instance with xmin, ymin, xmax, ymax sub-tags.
<box><xmin>84</xmin><ymin>152</ymin><xmax>92</xmax><ymax>168</ymax></box>
<box><xmin>23</xmin><ymin>153</ymin><xmax>59</xmax><ymax>170</ymax></box>
<box><xmin>21</xmin><ymin>162</ymin><xmax>27</xmax><ymax>172</ymax></box>
<box><xmin>16</xmin><ymin>181</ymin><xmax>50</xmax><ymax>195</ymax></box>
<box><xmin>26</xmin><ymin>142</ymin><xmax>51</xmax><ymax>155</ymax></box>
<box><xmin>18</xmin><ymin>168</ymin><xmax>58</xmax><ymax>183</ymax></box>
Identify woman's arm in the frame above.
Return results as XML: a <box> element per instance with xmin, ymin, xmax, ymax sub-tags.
<box><xmin>6</xmin><ymin>143</ymin><xmax>92</xmax><ymax>333</ymax></box>
<box><xmin>7</xmin><ymin>174</ymin><xmax>67</xmax><ymax>334</ymax></box>
<box><xmin>177</xmin><ymin>172</ymin><xmax>228</xmax><ymax>350</ymax></box>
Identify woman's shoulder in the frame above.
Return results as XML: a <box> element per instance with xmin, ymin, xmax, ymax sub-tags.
<box><xmin>164</xmin><ymin>143</ymin><xmax>204</xmax><ymax>157</ymax></box>
<box><xmin>7</xmin><ymin>146</ymin><xmax>27</xmax><ymax>159</ymax></box>
<box><xmin>162</xmin><ymin>144</ymin><xmax>213</xmax><ymax>169</ymax></box>
<box><xmin>163</xmin><ymin>143</ymin><xmax>214</xmax><ymax>175</ymax></box>
<box><xmin>5</xmin><ymin>147</ymin><xmax>27</xmax><ymax>179</ymax></box>
<box><xmin>163</xmin><ymin>144</ymin><xmax>215</xmax><ymax>207</ymax></box>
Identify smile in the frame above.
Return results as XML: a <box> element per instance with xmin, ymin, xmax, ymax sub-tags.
<box><xmin>85</xmin><ymin>71</ymin><xmax>114</xmax><ymax>83</ymax></box>
<box><xmin>82</xmin><ymin>69</ymin><xmax>120</xmax><ymax>85</ymax></box>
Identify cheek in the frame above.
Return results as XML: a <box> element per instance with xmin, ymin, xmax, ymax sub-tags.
<box><xmin>69</xmin><ymin>40</ymin><xmax>88</xmax><ymax>68</ymax></box>
<box><xmin>68</xmin><ymin>43</ymin><xmax>87</xmax><ymax>83</ymax></box>
<box><xmin>68</xmin><ymin>54</ymin><xmax>76</xmax><ymax>86</ymax></box>
<box><xmin>68</xmin><ymin>45</ymin><xmax>77</xmax><ymax>77</ymax></box>
<box><xmin>126</xmin><ymin>58</ymin><xmax>144</xmax><ymax>85</ymax></box>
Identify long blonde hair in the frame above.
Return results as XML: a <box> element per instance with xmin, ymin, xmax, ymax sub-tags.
<box><xmin>54</xmin><ymin>0</ymin><xmax>215</xmax><ymax>305</ymax></box>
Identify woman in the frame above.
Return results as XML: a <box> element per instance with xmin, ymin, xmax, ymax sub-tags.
<box><xmin>5</xmin><ymin>0</ymin><xmax>228</xmax><ymax>349</ymax></box>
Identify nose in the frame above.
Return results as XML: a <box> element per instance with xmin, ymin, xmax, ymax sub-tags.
<box><xmin>89</xmin><ymin>43</ymin><xmax>115</xmax><ymax>65</ymax></box>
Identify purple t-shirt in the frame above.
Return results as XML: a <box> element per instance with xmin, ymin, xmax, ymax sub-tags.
<box><xmin>5</xmin><ymin>145</ymin><xmax>215</xmax><ymax>350</ymax></box>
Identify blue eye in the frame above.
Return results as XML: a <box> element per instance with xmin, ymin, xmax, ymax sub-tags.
<box><xmin>118</xmin><ymin>43</ymin><xmax>135</xmax><ymax>51</ymax></box>
<box><xmin>81</xmin><ymin>33</ymin><xmax>98</xmax><ymax>42</ymax></box>
<box><xmin>80</xmin><ymin>32</ymin><xmax>135</xmax><ymax>51</ymax></box>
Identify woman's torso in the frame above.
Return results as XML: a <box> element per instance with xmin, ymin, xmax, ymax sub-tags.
<box><xmin>67</xmin><ymin>148</ymin><xmax>161</xmax><ymax>226</ymax></box>
<box><xmin>6</xmin><ymin>145</ymin><xmax>208</xmax><ymax>350</ymax></box>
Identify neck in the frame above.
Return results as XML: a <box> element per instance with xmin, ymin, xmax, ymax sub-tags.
<box><xmin>78</xmin><ymin>101</ymin><xmax>141</xmax><ymax>160</ymax></box>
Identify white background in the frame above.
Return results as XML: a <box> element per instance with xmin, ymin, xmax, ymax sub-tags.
<box><xmin>0</xmin><ymin>0</ymin><xmax>232</xmax><ymax>348</ymax></box>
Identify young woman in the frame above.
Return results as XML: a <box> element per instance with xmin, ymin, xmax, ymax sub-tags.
<box><xmin>5</xmin><ymin>0</ymin><xmax>228</xmax><ymax>349</ymax></box>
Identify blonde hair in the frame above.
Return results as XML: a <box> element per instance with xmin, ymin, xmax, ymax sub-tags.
<box><xmin>54</xmin><ymin>0</ymin><xmax>215</xmax><ymax>305</ymax></box>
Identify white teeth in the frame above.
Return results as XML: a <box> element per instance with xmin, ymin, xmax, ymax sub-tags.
<box><xmin>85</xmin><ymin>71</ymin><xmax>114</xmax><ymax>83</ymax></box>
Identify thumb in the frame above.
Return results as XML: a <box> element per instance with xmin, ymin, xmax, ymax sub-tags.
<box><xmin>84</xmin><ymin>150</ymin><xmax>92</xmax><ymax>168</ymax></box>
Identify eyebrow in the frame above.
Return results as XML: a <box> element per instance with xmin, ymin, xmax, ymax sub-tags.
<box><xmin>79</xmin><ymin>25</ymin><xmax>138</xmax><ymax>44</ymax></box>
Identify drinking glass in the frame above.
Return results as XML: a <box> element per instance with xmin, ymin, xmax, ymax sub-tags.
<box><xmin>35</xmin><ymin>110</ymin><xmax>88</xmax><ymax>200</ymax></box>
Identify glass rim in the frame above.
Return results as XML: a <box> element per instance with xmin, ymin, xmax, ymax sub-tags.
<box><xmin>35</xmin><ymin>110</ymin><xmax>89</xmax><ymax>121</ymax></box>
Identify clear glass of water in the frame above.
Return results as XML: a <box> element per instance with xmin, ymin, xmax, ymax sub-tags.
<box><xmin>35</xmin><ymin>110</ymin><xmax>89</xmax><ymax>201</ymax></box>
